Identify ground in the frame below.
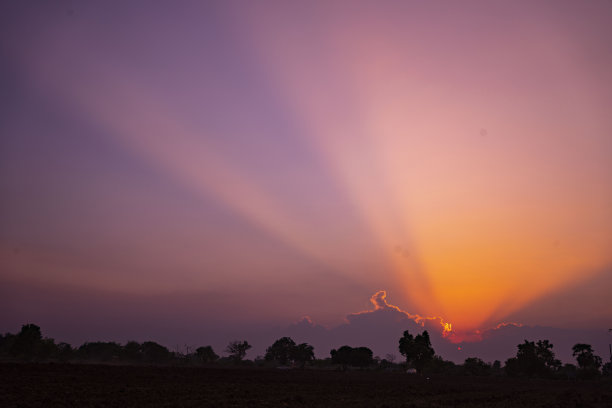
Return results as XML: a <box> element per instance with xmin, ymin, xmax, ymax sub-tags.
<box><xmin>1</xmin><ymin>363</ymin><xmax>610</xmax><ymax>407</ymax></box>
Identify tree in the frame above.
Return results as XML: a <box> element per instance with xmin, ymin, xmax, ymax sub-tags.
<box><xmin>226</xmin><ymin>340</ymin><xmax>251</xmax><ymax>362</ymax></box>
<box><xmin>123</xmin><ymin>341</ymin><xmax>142</xmax><ymax>361</ymax></box>
<box><xmin>56</xmin><ymin>342</ymin><xmax>74</xmax><ymax>362</ymax></box>
<box><xmin>265</xmin><ymin>337</ymin><xmax>297</xmax><ymax>365</ymax></box>
<box><xmin>330</xmin><ymin>345</ymin><xmax>353</xmax><ymax>370</ymax></box>
<box><xmin>78</xmin><ymin>342</ymin><xmax>123</xmax><ymax>361</ymax></box>
<box><xmin>291</xmin><ymin>343</ymin><xmax>314</xmax><ymax>368</ymax></box>
<box><xmin>504</xmin><ymin>357</ymin><xmax>521</xmax><ymax>377</ymax></box>
<box><xmin>534</xmin><ymin>340</ymin><xmax>561</xmax><ymax>371</ymax></box>
<box><xmin>330</xmin><ymin>345</ymin><xmax>373</xmax><ymax>369</ymax></box>
<box><xmin>426</xmin><ymin>355</ymin><xmax>457</xmax><ymax>375</ymax></box>
<box><xmin>463</xmin><ymin>357</ymin><xmax>490</xmax><ymax>376</ymax></box>
<box><xmin>572</xmin><ymin>343</ymin><xmax>602</xmax><ymax>369</ymax></box>
<box><xmin>398</xmin><ymin>330</ymin><xmax>435</xmax><ymax>374</ymax></box>
<box><xmin>505</xmin><ymin>339</ymin><xmax>561</xmax><ymax>377</ymax></box>
<box><xmin>196</xmin><ymin>346</ymin><xmax>219</xmax><ymax>363</ymax></box>
<box><xmin>514</xmin><ymin>340</ymin><xmax>539</xmax><ymax>376</ymax></box>
<box><xmin>0</xmin><ymin>333</ymin><xmax>16</xmax><ymax>356</ymax></box>
<box><xmin>572</xmin><ymin>343</ymin><xmax>602</xmax><ymax>378</ymax></box>
<box><xmin>350</xmin><ymin>347</ymin><xmax>374</xmax><ymax>368</ymax></box>
<box><xmin>559</xmin><ymin>363</ymin><xmax>577</xmax><ymax>379</ymax></box>
<box><xmin>38</xmin><ymin>337</ymin><xmax>58</xmax><ymax>360</ymax></box>
<box><xmin>141</xmin><ymin>341</ymin><xmax>171</xmax><ymax>363</ymax></box>
<box><xmin>10</xmin><ymin>324</ymin><xmax>43</xmax><ymax>358</ymax></box>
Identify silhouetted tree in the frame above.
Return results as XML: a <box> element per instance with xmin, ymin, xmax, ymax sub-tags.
<box><xmin>38</xmin><ymin>337</ymin><xmax>58</xmax><ymax>360</ymax></box>
<box><xmin>0</xmin><ymin>333</ymin><xmax>16</xmax><ymax>356</ymax></box>
<box><xmin>56</xmin><ymin>342</ymin><xmax>74</xmax><ymax>362</ymax></box>
<box><xmin>196</xmin><ymin>345</ymin><xmax>219</xmax><ymax>363</ymax></box>
<box><xmin>226</xmin><ymin>340</ymin><xmax>251</xmax><ymax>362</ymax></box>
<box><xmin>330</xmin><ymin>345</ymin><xmax>353</xmax><ymax>370</ymax></box>
<box><xmin>350</xmin><ymin>347</ymin><xmax>374</xmax><ymax>367</ymax></box>
<box><xmin>422</xmin><ymin>355</ymin><xmax>457</xmax><ymax>375</ymax></box>
<box><xmin>398</xmin><ymin>330</ymin><xmax>435</xmax><ymax>374</ymax></box>
<box><xmin>516</xmin><ymin>340</ymin><xmax>539</xmax><ymax>376</ymax></box>
<box><xmin>572</xmin><ymin>343</ymin><xmax>602</xmax><ymax>378</ymax></box>
<box><xmin>330</xmin><ymin>346</ymin><xmax>373</xmax><ymax>369</ymax></box>
<box><xmin>559</xmin><ymin>363</ymin><xmax>578</xmax><ymax>379</ymax></box>
<box><xmin>265</xmin><ymin>337</ymin><xmax>297</xmax><ymax>365</ymax></box>
<box><xmin>572</xmin><ymin>344</ymin><xmax>602</xmax><ymax>370</ymax></box>
<box><xmin>78</xmin><ymin>342</ymin><xmax>123</xmax><ymax>361</ymax></box>
<box><xmin>123</xmin><ymin>341</ymin><xmax>142</xmax><ymax>361</ymax></box>
<box><xmin>291</xmin><ymin>343</ymin><xmax>315</xmax><ymax>368</ymax></box>
<box><xmin>463</xmin><ymin>357</ymin><xmax>490</xmax><ymax>376</ymax></box>
<box><xmin>10</xmin><ymin>324</ymin><xmax>43</xmax><ymax>359</ymax></box>
<box><xmin>141</xmin><ymin>341</ymin><xmax>171</xmax><ymax>363</ymax></box>
<box><xmin>517</xmin><ymin>340</ymin><xmax>541</xmax><ymax>377</ymax></box>
<box><xmin>505</xmin><ymin>340</ymin><xmax>560</xmax><ymax>377</ymax></box>
<box><xmin>504</xmin><ymin>357</ymin><xmax>521</xmax><ymax>377</ymax></box>
<box><xmin>0</xmin><ymin>326</ymin><xmax>71</xmax><ymax>362</ymax></box>
<box><xmin>535</xmin><ymin>340</ymin><xmax>561</xmax><ymax>371</ymax></box>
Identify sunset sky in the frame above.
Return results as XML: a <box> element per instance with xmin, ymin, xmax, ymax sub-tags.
<box><xmin>1</xmin><ymin>1</ymin><xmax>611</xmax><ymax>357</ymax></box>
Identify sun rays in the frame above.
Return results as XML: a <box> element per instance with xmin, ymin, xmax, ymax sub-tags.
<box><xmin>14</xmin><ymin>1</ymin><xmax>612</xmax><ymax>333</ymax></box>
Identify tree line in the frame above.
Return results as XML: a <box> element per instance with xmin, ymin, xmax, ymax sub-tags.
<box><xmin>1</xmin><ymin>324</ymin><xmax>610</xmax><ymax>379</ymax></box>
<box><xmin>395</xmin><ymin>330</ymin><xmax>609</xmax><ymax>379</ymax></box>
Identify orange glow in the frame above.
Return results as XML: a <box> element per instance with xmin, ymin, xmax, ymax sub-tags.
<box><xmin>349</xmin><ymin>291</ymin><xmax>527</xmax><ymax>344</ymax></box>
<box><xmin>354</xmin><ymin>291</ymin><xmax>454</xmax><ymax>337</ymax></box>
<box><xmin>11</xmin><ymin>2</ymin><xmax>612</xmax><ymax>335</ymax></box>
<box><xmin>446</xmin><ymin>322</ymin><xmax>525</xmax><ymax>344</ymax></box>
<box><xmin>237</xmin><ymin>4</ymin><xmax>612</xmax><ymax>331</ymax></box>
<box><xmin>33</xmin><ymin>6</ymin><xmax>612</xmax><ymax>329</ymax></box>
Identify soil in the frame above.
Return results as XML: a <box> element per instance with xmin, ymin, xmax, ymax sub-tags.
<box><xmin>1</xmin><ymin>363</ymin><xmax>611</xmax><ymax>407</ymax></box>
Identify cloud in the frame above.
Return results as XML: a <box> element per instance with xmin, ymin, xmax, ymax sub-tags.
<box><xmin>369</xmin><ymin>290</ymin><xmax>389</xmax><ymax>309</ymax></box>
<box><xmin>276</xmin><ymin>291</ymin><xmax>455</xmax><ymax>360</ymax></box>
<box><xmin>2</xmin><ymin>283</ymin><xmax>608</xmax><ymax>364</ymax></box>
<box><xmin>282</xmin><ymin>292</ymin><xmax>610</xmax><ymax>364</ymax></box>
<box><xmin>348</xmin><ymin>290</ymin><xmax>453</xmax><ymax>336</ymax></box>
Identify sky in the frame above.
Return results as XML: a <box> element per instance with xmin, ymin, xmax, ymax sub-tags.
<box><xmin>1</xmin><ymin>1</ymin><xmax>611</xmax><ymax>362</ymax></box>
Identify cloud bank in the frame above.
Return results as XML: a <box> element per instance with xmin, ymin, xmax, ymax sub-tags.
<box><xmin>280</xmin><ymin>291</ymin><xmax>610</xmax><ymax>364</ymax></box>
<box><xmin>1</xmin><ymin>282</ymin><xmax>609</xmax><ymax>364</ymax></box>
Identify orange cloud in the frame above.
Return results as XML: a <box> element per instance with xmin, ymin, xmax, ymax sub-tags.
<box><xmin>350</xmin><ymin>290</ymin><xmax>453</xmax><ymax>337</ymax></box>
<box><xmin>346</xmin><ymin>291</ymin><xmax>529</xmax><ymax>344</ymax></box>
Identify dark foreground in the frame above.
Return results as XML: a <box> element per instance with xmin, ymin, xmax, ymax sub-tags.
<box><xmin>1</xmin><ymin>363</ymin><xmax>611</xmax><ymax>408</ymax></box>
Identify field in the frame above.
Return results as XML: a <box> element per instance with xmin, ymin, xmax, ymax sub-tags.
<box><xmin>1</xmin><ymin>363</ymin><xmax>611</xmax><ymax>407</ymax></box>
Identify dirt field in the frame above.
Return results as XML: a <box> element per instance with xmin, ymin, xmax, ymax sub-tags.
<box><xmin>1</xmin><ymin>363</ymin><xmax>611</xmax><ymax>407</ymax></box>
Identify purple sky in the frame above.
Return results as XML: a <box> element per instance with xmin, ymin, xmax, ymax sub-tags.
<box><xmin>1</xmin><ymin>1</ymin><xmax>611</xmax><ymax>362</ymax></box>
